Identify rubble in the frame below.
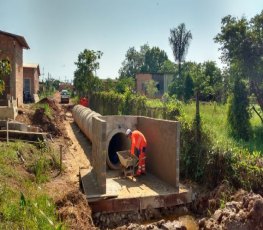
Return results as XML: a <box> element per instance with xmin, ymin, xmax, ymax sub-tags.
<box><xmin>199</xmin><ymin>191</ymin><xmax>263</xmax><ymax>230</ymax></box>
<box><xmin>92</xmin><ymin>206</ymin><xmax>191</xmax><ymax>229</ymax></box>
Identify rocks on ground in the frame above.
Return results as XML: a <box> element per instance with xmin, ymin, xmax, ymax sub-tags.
<box><xmin>199</xmin><ymin>191</ymin><xmax>263</xmax><ymax>230</ymax></box>
<box><xmin>117</xmin><ymin>219</ymin><xmax>187</xmax><ymax>230</ymax></box>
<box><xmin>92</xmin><ymin>206</ymin><xmax>190</xmax><ymax>230</ymax></box>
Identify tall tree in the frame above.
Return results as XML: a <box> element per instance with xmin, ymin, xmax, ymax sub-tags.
<box><xmin>169</xmin><ymin>23</ymin><xmax>192</xmax><ymax>79</ymax></box>
<box><xmin>228</xmin><ymin>79</ymin><xmax>250</xmax><ymax>140</ymax></box>
<box><xmin>184</xmin><ymin>73</ymin><xmax>194</xmax><ymax>102</ymax></box>
<box><xmin>73</xmin><ymin>49</ymin><xmax>103</xmax><ymax>97</ymax></box>
<box><xmin>215</xmin><ymin>11</ymin><xmax>263</xmax><ymax>115</ymax></box>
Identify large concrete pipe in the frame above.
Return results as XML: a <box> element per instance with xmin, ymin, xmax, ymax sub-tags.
<box><xmin>72</xmin><ymin>105</ymin><xmax>130</xmax><ymax>170</ymax></box>
<box><xmin>72</xmin><ymin>105</ymin><xmax>101</xmax><ymax>143</ymax></box>
<box><xmin>106</xmin><ymin>129</ymin><xmax>130</xmax><ymax>170</ymax></box>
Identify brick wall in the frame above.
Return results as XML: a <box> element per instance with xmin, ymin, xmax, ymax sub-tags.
<box><xmin>0</xmin><ymin>34</ymin><xmax>24</xmax><ymax>106</ymax></box>
<box><xmin>34</xmin><ymin>69</ymin><xmax>39</xmax><ymax>94</ymax></box>
<box><xmin>136</xmin><ymin>73</ymin><xmax>152</xmax><ymax>94</ymax></box>
<box><xmin>23</xmin><ymin>67</ymin><xmax>39</xmax><ymax>95</ymax></box>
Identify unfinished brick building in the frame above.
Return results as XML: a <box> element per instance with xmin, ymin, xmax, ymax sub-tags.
<box><xmin>0</xmin><ymin>30</ymin><xmax>29</xmax><ymax>107</ymax></box>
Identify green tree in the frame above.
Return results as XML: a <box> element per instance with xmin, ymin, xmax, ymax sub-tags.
<box><xmin>215</xmin><ymin>11</ymin><xmax>263</xmax><ymax>115</ymax></box>
<box><xmin>0</xmin><ymin>59</ymin><xmax>11</xmax><ymax>94</ymax></box>
<box><xmin>141</xmin><ymin>47</ymin><xmax>168</xmax><ymax>73</ymax></box>
<box><xmin>227</xmin><ymin>79</ymin><xmax>251</xmax><ymax>140</ymax></box>
<box><xmin>119</xmin><ymin>44</ymin><xmax>150</xmax><ymax>78</ymax></box>
<box><xmin>115</xmin><ymin>77</ymin><xmax>135</xmax><ymax>93</ymax></box>
<box><xmin>169</xmin><ymin>23</ymin><xmax>192</xmax><ymax>79</ymax></box>
<box><xmin>168</xmin><ymin>61</ymin><xmax>196</xmax><ymax>100</ymax></box>
<box><xmin>201</xmin><ymin>61</ymin><xmax>223</xmax><ymax>101</ymax></box>
<box><xmin>73</xmin><ymin>49</ymin><xmax>103</xmax><ymax>97</ymax></box>
<box><xmin>160</xmin><ymin>60</ymin><xmax>177</xmax><ymax>74</ymax></box>
<box><xmin>184</xmin><ymin>73</ymin><xmax>194</xmax><ymax>102</ymax></box>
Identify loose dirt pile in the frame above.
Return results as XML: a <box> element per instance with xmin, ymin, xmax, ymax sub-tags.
<box><xmin>32</xmin><ymin>97</ymin><xmax>66</xmax><ymax>137</ymax></box>
<box><xmin>16</xmin><ymin>97</ymin><xmax>66</xmax><ymax>137</ymax></box>
<box><xmin>56</xmin><ymin>190</ymin><xmax>97</xmax><ymax>230</ymax></box>
<box><xmin>191</xmin><ymin>181</ymin><xmax>234</xmax><ymax>216</ymax></box>
<box><xmin>199</xmin><ymin>190</ymin><xmax>263</xmax><ymax>230</ymax></box>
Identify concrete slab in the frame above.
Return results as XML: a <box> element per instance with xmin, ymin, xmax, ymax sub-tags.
<box><xmin>81</xmin><ymin>169</ymin><xmax>192</xmax><ymax>213</ymax></box>
<box><xmin>0</xmin><ymin>130</ymin><xmax>47</xmax><ymax>142</ymax></box>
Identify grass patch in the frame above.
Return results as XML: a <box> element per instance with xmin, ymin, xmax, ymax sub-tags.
<box><xmin>181</xmin><ymin>102</ymin><xmax>263</xmax><ymax>153</ymax></box>
<box><xmin>0</xmin><ymin>141</ymin><xmax>64</xmax><ymax>229</ymax></box>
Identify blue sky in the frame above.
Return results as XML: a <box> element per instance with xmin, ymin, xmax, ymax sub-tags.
<box><xmin>1</xmin><ymin>0</ymin><xmax>262</xmax><ymax>81</ymax></box>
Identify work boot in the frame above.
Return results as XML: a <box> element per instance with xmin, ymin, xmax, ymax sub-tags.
<box><xmin>141</xmin><ymin>165</ymin><xmax>146</xmax><ymax>174</ymax></box>
<box><xmin>135</xmin><ymin>170</ymin><xmax>141</xmax><ymax>176</ymax></box>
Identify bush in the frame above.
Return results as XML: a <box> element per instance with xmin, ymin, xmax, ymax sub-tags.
<box><xmin>227</xmin><ymin>80</ymin><xmax>251</xmax><ymax>141</ymax></box>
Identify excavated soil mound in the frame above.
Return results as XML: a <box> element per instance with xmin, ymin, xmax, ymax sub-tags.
<box><xmin>199</xmin><ymin>191</ymin><xmax>263</xmax><ymax>230</ymax></box>
<box><xmin>32</xmin><ymin>107</ymin><xmax>62</xmax><ymax>136</ymax></box>
<box><xmin>38</xmin><ymin>97</ymin><xmax>60</xmax><ymax>112</ymax></box>
<box><xmin>31</xmin><ymin>97</ymin><xmax>67</xmax><ymax>137</ymax></box>
<box><xmin>56</xmin><ymin>190</ymin><xmax>97</xmax><ymax>230</ymax></box>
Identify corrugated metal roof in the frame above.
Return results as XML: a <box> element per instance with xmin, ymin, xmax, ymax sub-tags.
<box><xmin>0</xmin><ymin>30</ymin><xmax>30</xmax><ymax>49</ymax></box>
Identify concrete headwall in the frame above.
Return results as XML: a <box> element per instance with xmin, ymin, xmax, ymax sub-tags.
<box><xmin>102</xmin><ymin>115</ymin><xmax>137</xmax><ymax>169</ymax></box>
<box><xmin>138</xmin><ymin>117</ymin><xmax>180</xmax><ymax>189</ymax></box>
<box><xmin>92</xmin><ymin>116</ymin><xmax>107</xmax><ymax>194</ymax></box>
<box><xmin>103</xmin><ymin>115</ymin><xmax>137</xmax><ymax>141</ymax></box>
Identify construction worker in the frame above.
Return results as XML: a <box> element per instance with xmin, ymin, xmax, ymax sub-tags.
<box><xmin>125</xmin><ymin>129</ymin><xmax>147</xmax><ymax>176</ymax></box>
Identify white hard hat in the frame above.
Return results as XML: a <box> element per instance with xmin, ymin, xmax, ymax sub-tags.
<box><xmin>125</xmin><ymin>129</ymin><xmax>132</xmax><ymax>136</ymax></box>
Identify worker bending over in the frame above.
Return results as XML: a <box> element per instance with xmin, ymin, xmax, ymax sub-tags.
<box><xmin>125</xmin><ymin>129</ymin><xmax>147</xmax><ymax>176</ymax></box>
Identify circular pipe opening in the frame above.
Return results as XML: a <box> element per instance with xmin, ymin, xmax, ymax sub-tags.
<box><xmin>107</xmin><ymin>132</ymin><xmax>130</xmax><ymax>170</ymax></box>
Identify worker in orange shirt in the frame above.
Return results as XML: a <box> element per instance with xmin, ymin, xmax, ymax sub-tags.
<box><xmin>125</xmin><ymin>129</ymin><xmax>147</xmax><ymax>176</ymax></box>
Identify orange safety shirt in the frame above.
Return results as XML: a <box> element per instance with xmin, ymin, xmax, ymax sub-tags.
<box><xmin>130</xmin><ymin>130</ymin><xmax>147</xmax><ymax>155</ymax></box>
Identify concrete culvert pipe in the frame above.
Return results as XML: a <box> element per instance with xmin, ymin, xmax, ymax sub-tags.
<box><xmin>106</xmin><ymin>131</ymin><xmax>130</xmax><ymax>170</ymax></box>
<box><xmin>72</xmin><ymin>105</ymin><xmax>130</xmax><ymax>170</ymax></box>
<box><xmin>72</xmin><ymin>105</ymin><xmax>101</xmax><ymax>143</ymax></box>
